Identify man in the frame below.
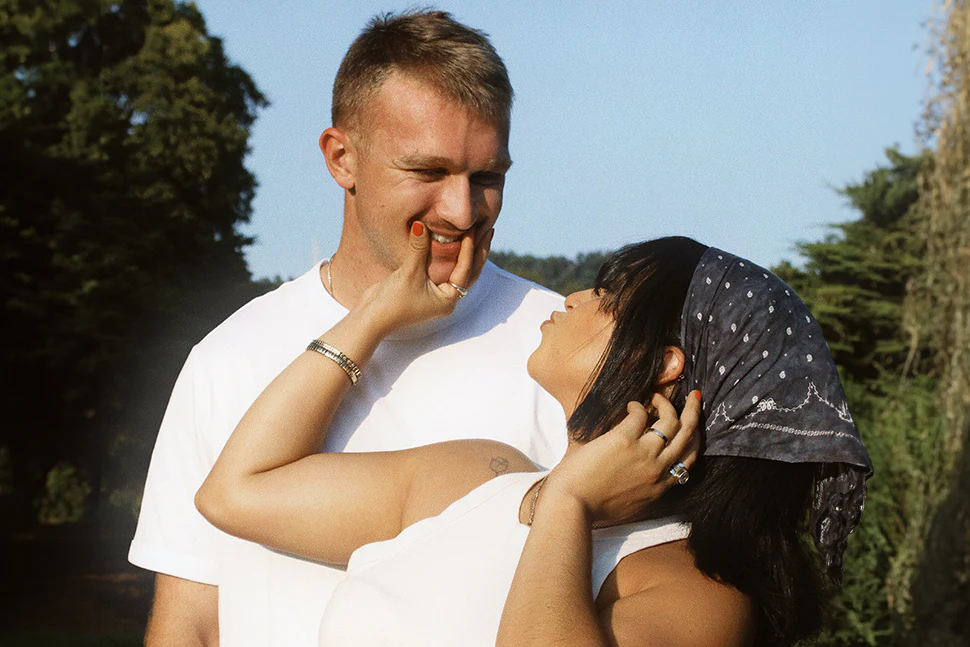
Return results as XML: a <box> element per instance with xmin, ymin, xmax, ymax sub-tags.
<box><xmin>129</xmin><ymin>10</ymin><xmax>567</xmax><ymax>646</ymax></box>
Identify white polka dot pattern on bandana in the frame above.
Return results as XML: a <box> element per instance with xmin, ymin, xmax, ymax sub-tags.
<box><xmin>676</xmin><ymin>246</ymin><xmax>871</xmax><ymax>577</ymax></box>
<box><xmin>679</xmin><ymin>246</ymin><xmax>869</xmax><ymax>471</ymax></box>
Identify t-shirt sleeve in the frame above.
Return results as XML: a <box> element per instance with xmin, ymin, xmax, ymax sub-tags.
<box><xmin>128</xmin><ymin>349</ymin><xmax>222</xmax><ymax>585</ymax></box>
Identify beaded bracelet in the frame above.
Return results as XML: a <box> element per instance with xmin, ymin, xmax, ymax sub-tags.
<box><xmin>306</xmin><ymin>340</ymin><xmax>361</xmax><ymax>385</ymax></box>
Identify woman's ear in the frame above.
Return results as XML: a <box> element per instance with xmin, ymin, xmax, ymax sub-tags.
<box><xmin>319</xmin><ymin>127</ymin><xmax>356</xmax><ymax>191</ymax></box>
<box><xmin>654</xmin><ymin>346</ymin><xmax>686</xmax><ymax>386</ymax></box>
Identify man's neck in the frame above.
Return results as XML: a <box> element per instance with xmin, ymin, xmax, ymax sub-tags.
<box><xmin>322</xmin><ymin>241</ymin><xmax>394</xmax><ymax>311</ymax></box>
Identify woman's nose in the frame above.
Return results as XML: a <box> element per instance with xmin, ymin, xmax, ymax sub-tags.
<box><xmin>564</xmin><ymin>288</ymin><xmax>595</xmax><ymax>310</ymax></box>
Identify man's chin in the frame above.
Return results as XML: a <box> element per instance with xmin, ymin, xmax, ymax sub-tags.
<box><xmin>427</xmin><ymin>262</ymin><xmax>459</xmax><ymax>286</ymax></box>
<box><xmin>428</xmin><ymin>263</ymin><xmax>455</xmax><ymax>285</ymax></box>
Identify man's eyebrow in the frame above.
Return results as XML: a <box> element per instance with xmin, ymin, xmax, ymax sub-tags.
<box><xmin>487</xmin><ymin>157</ymin><xmax>513</xmax><ymax>173</ymax></box>
<box><xmin>395</xmin><ymin>155</ymin><xmax>513</xmax><ymax>172</ymax></box>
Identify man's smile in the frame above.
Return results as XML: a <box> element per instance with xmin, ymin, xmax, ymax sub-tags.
<box><xmin>429</xmin><ymin>231</ymin><xmax>460</xmax><ymax>244</ymax></box>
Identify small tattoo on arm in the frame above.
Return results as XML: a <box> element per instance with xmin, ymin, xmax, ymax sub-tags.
<box><xmin>490</xmin><ymin>457</ymin><xmax>509</xmax><ymax>477</ymax></box>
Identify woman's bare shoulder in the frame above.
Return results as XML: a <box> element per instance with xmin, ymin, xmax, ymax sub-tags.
<box><xmin>401</xmin><ymin>439</ymin><xmax>538</xmax><ymax>527</ymax></box>
<box><xmin>413</xmin><ymin>438</ymin><xmax>537</xmax><ymax>476</ymax></box>
<box><xmin>597</xmin><ymin>540</ymin><xmax>756</xmax><ymax>647</ymax></box>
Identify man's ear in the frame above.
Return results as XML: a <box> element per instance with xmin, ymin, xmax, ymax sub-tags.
<box><xmin>654</xmin><ymin>346</ymin><xmax>686</xmax><ymax>385</ymax></box>
<box><xmin>319</xmin><ymin>127</ymin><xmax>356</xmax><ymax>191</ymax></box>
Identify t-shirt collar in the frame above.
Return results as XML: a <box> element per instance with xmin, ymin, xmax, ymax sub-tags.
<box><xmin>308</xmin><ymin>259</ymin><xmax>498</xmax><ymax>341</ymax></box>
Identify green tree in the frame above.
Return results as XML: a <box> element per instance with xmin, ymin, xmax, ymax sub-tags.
<box><xmin>767</xmin><ymin>150</ymin><xmax>947</xmax><ymax>647</ymax></box>
<box><xmin>774</xmin><ymin>149</ymin><xmax>926</xmax><ymax>382</ymax></box>
<box><xmin>903</xmin><ymin>1</ymin><xmax>970</xmax><ymax>644</ymax></box>
<box><xmin>0</xmin><ymin>0</ymin><xmax>268</xmax><ymax>532</ymax></box>
<box><xmin>489</xmin><ymin>250</ymin><xmax>608</xmax><ymax>294</ymax></box>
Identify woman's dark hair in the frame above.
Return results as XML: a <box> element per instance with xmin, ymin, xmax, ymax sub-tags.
<box><xmin>569</xmin><ymin>236</ymin><xmax>826</xmax><ymax>646</ymax></box>
<box><xmin>568</xmin><ymin>236</ymin><xmax>707</xmax><ymax>441</ymax></box>
<box><xmin>680</xmin><ymin>457</ymin><xmax>826</xmax><ymax>646</ymax></box>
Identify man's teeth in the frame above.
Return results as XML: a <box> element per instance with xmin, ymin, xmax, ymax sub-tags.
<box><xmin>430</xmin><ymin>232</ymin><xmax>459</xmax><ymax>244</ymax></box>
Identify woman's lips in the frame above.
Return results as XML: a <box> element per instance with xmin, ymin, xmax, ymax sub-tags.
<box><xmin>541</xmin><ymin>311</ymin><xmax>563</xmax><ymax>329</ymax></box>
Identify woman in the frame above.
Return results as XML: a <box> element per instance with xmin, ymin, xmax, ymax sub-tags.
<box><xmin>196</xmin><ymin>227</ymin><xmax>871</xmax><ymax>646</ymax></box>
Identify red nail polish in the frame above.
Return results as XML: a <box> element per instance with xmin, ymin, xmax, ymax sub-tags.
<box><xmin>411</xmin><ymin>221</ymin><xmax>424</xmax><ymax>236</ymax></box>
<box><xmin>695</xmin><ymin>390</ymin><xmax>702</xmax><ymax>401</ymax></box>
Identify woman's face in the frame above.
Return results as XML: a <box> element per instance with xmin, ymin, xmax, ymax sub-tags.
<box><xmin>528</xmin><ymin>288</ymin><xmax>616</xmax><ymax>414</ymax></box>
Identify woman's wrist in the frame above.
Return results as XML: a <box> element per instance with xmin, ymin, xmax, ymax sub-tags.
<box><xmin>533</xmin><ymin>475</ymin><xmax>594</xmax><ymax>528</ymax></box>
<box><xmin>343</xmin><ymin>293</ymin><xmax>402</xmax><ymax>340</ymax></box>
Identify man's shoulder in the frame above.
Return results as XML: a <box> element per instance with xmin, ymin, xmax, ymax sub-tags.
<box><xmin>193</xmin><ymin>264</ymin><xmax>332</xmax><ymax>359</ymax></box>
<box><xmin>482</xmin><ymin>261</ymin><xmax>565</xmax><ymax>313</ymax></box>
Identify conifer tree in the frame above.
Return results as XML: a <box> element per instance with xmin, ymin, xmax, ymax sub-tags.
<box><xmin>0</xmin><ymin>0</ymin><xmax>267</xmax><ymax>530</ymax></box>
<box><xmin>773</xmin><ymin>149</ymin><xmax>926</xmax><ymax>382</ymax></box>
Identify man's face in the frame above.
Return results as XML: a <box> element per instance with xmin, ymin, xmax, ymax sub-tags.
<box><xmin>342</xmin><ymin>73</ymin><xmax>511</xmax><ymax>285</ymax></box>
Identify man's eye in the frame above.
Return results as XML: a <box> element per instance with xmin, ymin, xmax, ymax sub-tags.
<box><xmin>411</xmin><ymin>168</ymin><xmax>445</xmax><ymax>180</ymax></box>
<box><xmin>472</xmin><ymin>172</ymin><xmax>505</xmax><ymax>186</ymax></box>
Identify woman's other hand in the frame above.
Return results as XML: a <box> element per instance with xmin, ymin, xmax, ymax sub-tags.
<box><xmin>544</xmin><ymin>391</ymin><xmax>702</xmax><ymax>526</ymax></box>
<box><xmin>359</xmin><ymin>222</ymin><xmax>493</xmax><ymax>335</ymax></box>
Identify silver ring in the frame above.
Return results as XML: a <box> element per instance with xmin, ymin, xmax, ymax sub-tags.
<box><xmin>450</xmin><ymin>283</ymin><xmax>469</xmax><ymax>299</ymax></box>
<box><xmin>668</xmin><ymin>462</ymin><xmax>689</xmax><ymax>485</ymax></box>
<box><xmin>646</xmin><ymin>428</ymin><xmax>669</xmax><ymax>445</ymax></box>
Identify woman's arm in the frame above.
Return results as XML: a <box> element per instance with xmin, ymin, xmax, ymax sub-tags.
<box><xmin>195</xmin><ymin>224</ymin><xmax>490</xmax><ymax>565</ymax></box>
<box><xmin>500</xmin><ymin>484</ymin><xmax>606</xmax><ymax>645</ymax></box>
<box><xmin>498</xmin><ymin>393</ymin><xmax>711</xmax><ymax>647</ymax></box>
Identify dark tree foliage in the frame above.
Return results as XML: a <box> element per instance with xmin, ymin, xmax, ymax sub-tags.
<box><xmin>0</xmin><ymin>3</ymin><xmax>954</xmax><ymax>644</ymax></box>
<box><xmin>489</xmin><ymin>250</ymin><xmax>609</xmax><ymax>295</ymax></box>
<box><xmin>773</xmin><ymin>149</ymin><xmax>954</xmax><ymax>647</ymax></box>
<box><xmin>0</xmin><ymin>0</ymin><xmax>269</xmax><ymax>532</ymax></box>
<box><xmin>773</xmin><ymin>149</ymin><xmax>926</xmax><ymax>383</ymax></box>
<box><xmin>904</xmin><ymin>4</ymin><xmax>970</xmax><ymax>644</ymax></box>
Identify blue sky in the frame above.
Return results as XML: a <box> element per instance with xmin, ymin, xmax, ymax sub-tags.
<box><xmin>192</xmin><ymin>0</ymin><xmax>930</xmax><ymax>280</ymax></box>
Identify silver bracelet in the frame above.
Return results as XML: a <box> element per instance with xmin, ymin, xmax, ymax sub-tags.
<box><xmin>527</xmin><ymin>476</ymin><xmax>548</xmax><ymax>526</ymax></box>
<box><xmin>306</xmin><ymin>339</ymin><xmax>361</xmax><ymax>385</ymax></box>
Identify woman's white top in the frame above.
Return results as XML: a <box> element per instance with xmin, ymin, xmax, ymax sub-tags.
<box><xmin>318</xmin><ymin>471</ymin><xmax>690</xmax><ymax>646</ymax></box>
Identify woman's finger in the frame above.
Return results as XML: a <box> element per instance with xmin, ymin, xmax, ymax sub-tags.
<box><xmin>647</xmin><ymin>392</ymin><xmax>679</xmax><ymax>437</ymax></box>
<box><xmin>651</xmin><ymin>391</ymin><xmax>678</xmax><ymax>423</ymax></box>
<box><xmin>611</xmin><ymin>401</ymin><xmax>650</xmax><ymax>441</ymax></box>
<box><xmin>447</xmin><ymin>233</ymin><xmax>476</xmax><ymax>293</ymax></box>
<box><xmin>404</xmin><ymin>221</ymin><xmax>431</xmax><ymax>276</ymax></box>
<box><xmin>678</xmin><ymin>432</ymin><xmax>701</xmax><ymax>471</ymax></box>
<box><xmin>641</xmin><ymin>425</ymin><xmax>670</xmax><ymax>450</ymax></box>
<box><xmin>635</xmin><ymin>393</ymin><xmax>678</xmax><ymax>457</ymax></box>
<box><xmin>467</xmin><ymin>227</ymin><xmax>494</xmax><ymax>288</ymax></box>
<box><xmin>679</xmin><ymin>389</ymin><xmax>701</xmax><ymax>439</ymax></box>
<box><xmin>676</xmin><ymin>391</ymin><xmax>702</xmax><ymax>470</ymax></box>
<box><xmin>661</xmin><ymin>390</ymin><xmax>701</xmax><ymax>468</ymax></box>
<box><xmin>637</xmin><ymin>401</ymin><xmax>671</xmax><ymax>452</ymax></box>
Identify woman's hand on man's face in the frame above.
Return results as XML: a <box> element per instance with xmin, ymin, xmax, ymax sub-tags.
<box><xmin>545</xmin><ymin>391</ymin><xmax>702</xmax><ymax>527</ymax></box>
<box><xmin>359</xmin><ymin>221</ymin><xmax>493</xmax><ymax>335</ymax></box>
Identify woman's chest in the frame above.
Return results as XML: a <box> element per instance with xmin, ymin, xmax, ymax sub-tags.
<box><xmin>318</xmin><ymin>513</ymin><xmax>530</xmax><ymax>646</ymax></box>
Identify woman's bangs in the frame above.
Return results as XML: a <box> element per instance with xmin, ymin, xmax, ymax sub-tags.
<box><xmin>594</xmin><ymin>245</ymin><xmax>660</xmax><ymax>319</ymax></box>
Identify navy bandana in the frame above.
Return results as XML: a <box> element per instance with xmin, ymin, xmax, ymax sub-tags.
<box><xmin>680</xmin><ymin>247</ymin><xmax>871</xmax><ymax>582</ymax></box>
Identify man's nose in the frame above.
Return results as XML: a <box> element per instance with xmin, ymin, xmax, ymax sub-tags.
<box><xmin>436</xmin><ymin>176</ymin><xmax>476</xmax><ymax>230</ymax></box>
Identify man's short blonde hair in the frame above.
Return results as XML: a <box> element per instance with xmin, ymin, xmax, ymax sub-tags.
<box><xmin>332</xmin><ymin>10</ymin><xmax>513</xmax><ymax>134</ymax></box>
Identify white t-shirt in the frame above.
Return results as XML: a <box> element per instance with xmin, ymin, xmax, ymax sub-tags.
<box><xmin>319</xmin><ymin>471</ymin><xmax>691</xmax><ymax>646</ymax></box>
<box><xmin>128</xmin><ymin>260</ymin><xmax>568</xmax><ymax>647</ymax></box>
